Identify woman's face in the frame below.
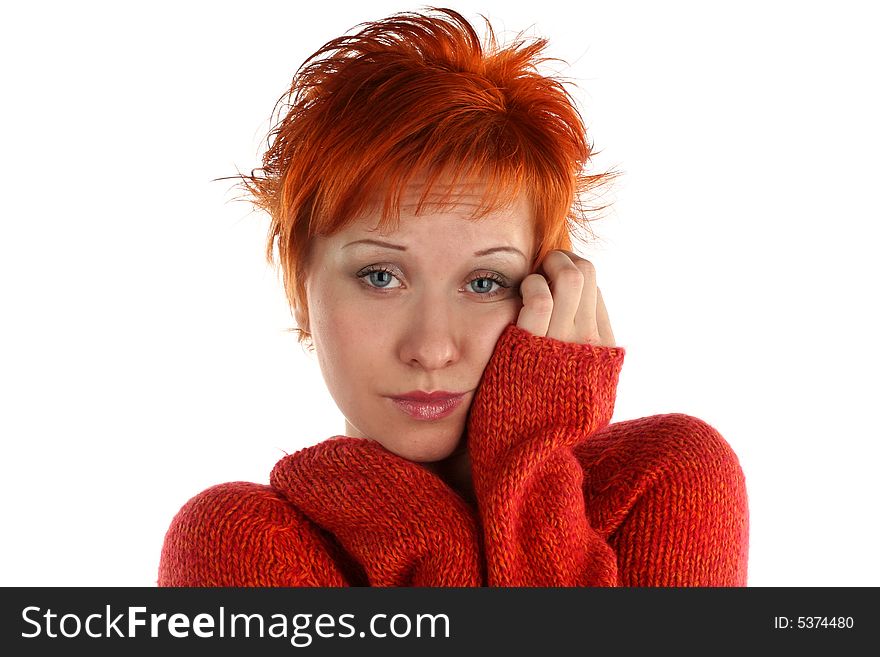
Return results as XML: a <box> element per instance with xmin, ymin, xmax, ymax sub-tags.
<box><xmin>298</xmin><ymin>178</ymin><xmax>535</xmax><ymax>462</ymax></box>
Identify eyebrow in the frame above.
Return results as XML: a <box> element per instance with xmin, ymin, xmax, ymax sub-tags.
<box><xmin>342</xmin><ymin>239</ymin><xmax>527</xmax><ymax>260</ymax></box>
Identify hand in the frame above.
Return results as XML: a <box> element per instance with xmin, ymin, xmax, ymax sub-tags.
<box><xmin>516</xmin><ymin>250</ymin><xmax>616</xmax><ymax>347</ymax></box>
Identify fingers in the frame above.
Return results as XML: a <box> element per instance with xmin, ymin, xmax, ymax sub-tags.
<box><xmin>596</xmin><ymin>287</ymin><xmax>616</xmax><ymax>347</ymax></box>
<box><xmin>559</xmin><ymin>251</ymin><xmax>600</xmax><ymax>345</ymax></box>
<box><xmin>516</xmin><ymin>273</ymin><xmax>554</xmax><ymax>337</ymax></box>
<box><xmin>542</xmin><ymin>250</ymin><xmax>586</xmax><ymax>341</ymax></box>
<box><xmin>516</xmin><ymin>249</ymin><xmax>615</xmax><ymax>347</ymax></box>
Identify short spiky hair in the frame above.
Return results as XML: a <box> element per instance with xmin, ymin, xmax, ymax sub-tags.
<box><xmin>234</xmin><ymin>6</ymin><xmax>620</xmax><ymax>347</ymax></box>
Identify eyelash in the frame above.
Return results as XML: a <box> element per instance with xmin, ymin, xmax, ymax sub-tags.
<box><xmin>356</xmin><ymin>265</ymin><xmax>512</xmax><ymax>300</ymax></box>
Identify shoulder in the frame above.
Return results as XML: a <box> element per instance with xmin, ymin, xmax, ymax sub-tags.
<box><xmin>576</xmin><ymin>412</ymin><xmax>748</xmax><ymax>494</ymax></box>
<box><xmin>166</xmin><ymin>480</ymin><xmax>306</xmax><ymax>528</ymax></box>
<box><xmin>158</xmin><ymin>481</ymin><xmax>352</xmax><ymax>586</ymax></box>
<box><xmin>598</xmin><ymin>413</ymin><xmax>743</xmax><ymax>464</ymax></box>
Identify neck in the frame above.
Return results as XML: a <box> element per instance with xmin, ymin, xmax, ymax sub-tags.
<box><xmin>343</xmin><ymin>419</ymin><xmax>476</xmax><ymax>507</ymax></box>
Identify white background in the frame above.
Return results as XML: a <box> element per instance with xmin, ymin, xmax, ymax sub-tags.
<box><xmin>1</xmin><ymin>0</ymin><xmax>877</xmax><ymax>587</ymax></box>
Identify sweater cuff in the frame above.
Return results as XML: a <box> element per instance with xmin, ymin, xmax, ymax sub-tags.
<box><xmin>466</xmin><ymin>323</ymin><xmax>625</xmax><ymax>465</ymax></box>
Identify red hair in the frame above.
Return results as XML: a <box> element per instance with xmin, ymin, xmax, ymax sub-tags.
<box><xmin>231</xmin><ymin>7</ymin><xmax>620</xmax><ymax>346</ymax></box>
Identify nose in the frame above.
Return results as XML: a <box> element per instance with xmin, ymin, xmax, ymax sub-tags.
<box><xmin>397</xmin><ymin>297</ymin><xmax>462</xmax><ymax>371</ymax></box>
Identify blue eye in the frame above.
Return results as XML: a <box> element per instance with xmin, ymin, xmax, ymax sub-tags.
<box><xmin>468</xmin><ymin>274</ymin><xmax>509</xmax><ymax>298</ymax></box>
<box><xmin>367</xmin><ymin>270</ymin><xmax>394</xmax><ymax>288</ymax></box>
<box><xmin>357</xmin><ymin>265</ymin><xmax>402</xmax><ymax>289</ymax></box>
<box><xmin>470</xmin><ymin>277</ymin><xmax>498</xmax><ymax>294</ymax></box>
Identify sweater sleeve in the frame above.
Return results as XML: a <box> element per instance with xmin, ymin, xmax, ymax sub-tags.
<box><xmin>467</xmin><ymin>323</ymin><xmax>625</xmax><ymax>587</ymax></box>
<box><xmin>157</xmin><ymin>481</ymin><xmax>356</xmax><ymax>586</ymax></box>
<box><xmin>269</xmin><ymin>438</ymin><xmax>484</xmax><ymax>587</ymax></box>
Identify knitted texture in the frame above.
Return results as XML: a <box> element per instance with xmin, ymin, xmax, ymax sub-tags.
<box><xmin>158</xmin><ymin>323</ymin><xmax>749</xmax><ymax>587</ymax></box>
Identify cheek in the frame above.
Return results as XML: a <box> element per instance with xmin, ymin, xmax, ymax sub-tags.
<box><xmin>467</xmin><ymin>302</ymin><xmax>521</xmax><ymax>363</ymax></box>
<box><xmin>310</xmin><ymin>293</ymin><xmax>389</xmax><ymax>386</ymax></box>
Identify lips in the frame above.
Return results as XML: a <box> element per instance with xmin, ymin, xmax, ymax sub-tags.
<box><xmin>392</xmin><ymin>391</ymin><xmax>465</xmax><ymax>402</ymax></box>
<box><xmin>389</xmin><ymin>391</ymin><xmax>468</xmax><ymax>421</ymax></box>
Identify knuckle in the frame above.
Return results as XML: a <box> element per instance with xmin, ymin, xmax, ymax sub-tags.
<box><xmin>575</xmin><ymin>259</ymin><xmax>596</xmax><ymax>277</ymax></box>
<box><xmin>545</xmin><ymin>250</ymin><xmax>570</xmax><ymax>269</ymax></box>
<box><xmin>557</xmin><ymin>268</ymin><xmax>584</xmax><ymax>290</ymax></box>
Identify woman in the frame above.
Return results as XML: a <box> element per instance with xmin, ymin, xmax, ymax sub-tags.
<box><xmin>158</xmin><ymin>7</ymin><xmax>749</xmax><ymax>587</ymax></box>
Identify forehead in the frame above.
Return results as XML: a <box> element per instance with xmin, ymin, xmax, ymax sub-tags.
<box><xmin>350</xmin><ymin>175</ymin><xmax>534</xmax><ymax>238</ymax></box>
<box><xmin>393</xmin><ymin>175</ymin><xmax>519</xmax><ymax>212</ymax></box>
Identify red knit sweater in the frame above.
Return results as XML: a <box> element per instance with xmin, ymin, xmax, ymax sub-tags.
<box><xmin>158</xmin><ymin>324</ymin><xmax>749</xmax><ymax>587</ymax></box>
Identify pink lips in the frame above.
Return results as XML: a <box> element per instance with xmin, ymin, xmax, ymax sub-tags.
<box><xmin>389</xmin><ymin>391</ymin><xmax>468</xmax><ymax>421</ymax></box>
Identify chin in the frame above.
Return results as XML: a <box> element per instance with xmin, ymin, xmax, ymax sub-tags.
<box><xmin>379</xmin><ymin>431</ymin><xmax>463</xmax><ymax>464</ymax></box>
